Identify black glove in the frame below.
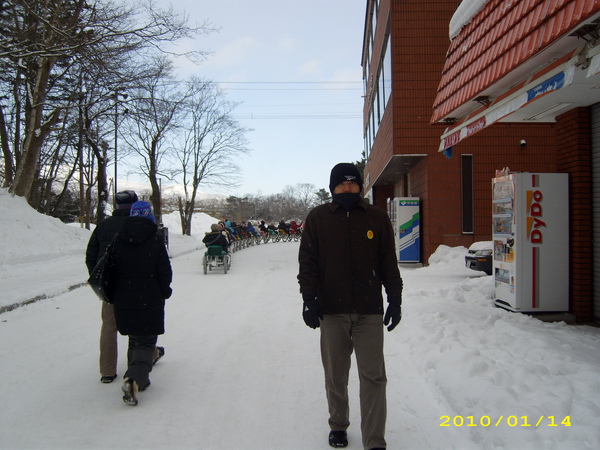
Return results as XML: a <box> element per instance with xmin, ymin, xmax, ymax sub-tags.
<box><xmin>384</xmin><ymin>296</ymin><xmax>402</xmax><ymax>332</ymax></box>
<box><xmin>302</xmin><ymin>293</ymin><xmax>322</xmax><ymax>329</ymax></box>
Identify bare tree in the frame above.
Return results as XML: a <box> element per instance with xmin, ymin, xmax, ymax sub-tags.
<box><xmin>1</xmin><ymin>0</ymin><xmax>213</xmax><ymax>200</ymax></box>
<box><xmin>292</xmin><ymin>183</ymin><xmax>318</xmax><ymax>217</ymax></box>
<box><xmin>121</xmin><ymin>57</ymin><xmax>195</xmax><ymax>225</ymax></box>
<box><xmin>176</xmin><ymin>80</ymin><xmax>250</xmax><ymax>235</ymax></box>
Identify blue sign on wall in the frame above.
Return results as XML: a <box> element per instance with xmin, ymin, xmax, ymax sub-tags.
<box><xmin>397</xmin><ymin>199</ymin><xmax>420</xmax><ymax>262</ymax></box>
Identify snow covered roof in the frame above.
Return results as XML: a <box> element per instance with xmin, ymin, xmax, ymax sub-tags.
<box><xmin>432</xmin><ymin>0</ymin><xmax>600</xmax><ymax>125</ymax></box>
<box><xmin>449</xmin><ymin>0</ymin><xmax>490</xmax><ymax>40</ymax></box>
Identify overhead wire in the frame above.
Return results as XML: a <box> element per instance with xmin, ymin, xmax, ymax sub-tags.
<box><xmin>216</xmin><ymin>81</ymin><xmax>364</xmax><ymax>119</ymax></box>
<box><xmin>214</xmin><ymin>81</ymin><xmax>363</xmax><ymax>91</ymax></box>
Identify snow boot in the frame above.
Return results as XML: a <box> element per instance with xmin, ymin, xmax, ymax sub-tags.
<box><xmin>122</xmin><ymin>378</ymin><xmax>139</xmax><ymax>406</ymax></box>
<box><xmin>328</xmin><ymin>431</ymin><xmax>348</xmax><ymax>448</ymax></box>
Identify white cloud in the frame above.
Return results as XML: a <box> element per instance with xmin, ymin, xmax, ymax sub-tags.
<box><xmin>298</xmin><ymin>59</ymin><xmax>320</xmax><ymax>76</ymax></box>
<box><xmin>204</xmin><ymin>36</ymin><xmax>261</xmax><ymax>69</ymax></box>
<box><xmin>330</xmin><ymin>66</ymin><xmax>362</xmax><ymax>82</ymax></box>
<box><xmin>276</xmin><ymin>36</ymin><xmax>297</xmax><ymax>52</ymax></box>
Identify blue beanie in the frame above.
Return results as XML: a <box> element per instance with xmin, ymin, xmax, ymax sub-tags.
<box><xmin>130</xmin><ymin>201</ymin><xmax>156</xmax><ymax>223</ymax></box>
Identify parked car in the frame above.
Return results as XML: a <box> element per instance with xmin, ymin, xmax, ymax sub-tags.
<box><xmin>465</xmin><ymin>241</ymin><xmax>493</xmax><ymax>275</ymax></box>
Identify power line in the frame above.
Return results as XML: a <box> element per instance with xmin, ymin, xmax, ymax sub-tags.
<box><xmin>215</xmin><ymin>81</ymin><xmax>363</xmax><ymax>91</ymax></box>
<box><xmin>214</xmin><ymin>81</ymin><xmax>362</xmax><ymax>84</ymax></box>
<box><xmin>233</xmin><ymin>113</ymin><xmax>361</xmax><ymax>120</ymax></box>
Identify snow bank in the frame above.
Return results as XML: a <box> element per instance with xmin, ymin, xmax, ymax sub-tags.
<box><xmin>0</xmin><ymin>188</ymin><xmax>218</xmax><ymax>310</ymax></box>
<box><xmin>0</xmin><ymin>188</ymin><xmax>90</xmax><ymax>266</ymax></box>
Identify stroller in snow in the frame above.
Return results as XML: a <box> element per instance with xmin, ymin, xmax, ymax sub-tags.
<box><xmin>203</xmin><ymin>246</ymin><xmax>231</xmax><ymax>274</ymax></box>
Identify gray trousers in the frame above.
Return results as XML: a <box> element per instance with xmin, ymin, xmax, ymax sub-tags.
<box><xmin>320</xmin><ymin>314</ymin><xmax>387</xmax><ymax>450</ymax></box>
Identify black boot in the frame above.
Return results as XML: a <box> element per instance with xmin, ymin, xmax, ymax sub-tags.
<box><xmin>328</xmin><ymin>431</ymin><xmax>348</xmax><ymax>448</ymax></box>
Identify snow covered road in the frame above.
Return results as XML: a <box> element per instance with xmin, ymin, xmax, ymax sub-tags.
<box><xmin>1</xmin><ymin>190</ymin><xmax>599</xmax><ymax>449</ymax></box>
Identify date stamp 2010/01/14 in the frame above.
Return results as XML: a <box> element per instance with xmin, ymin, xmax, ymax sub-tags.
<box><xmin>440</xmin><ymin>415</ymin><xmax>572</xmax><ymax>427</ymax></box>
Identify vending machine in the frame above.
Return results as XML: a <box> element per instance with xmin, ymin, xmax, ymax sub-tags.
<box><xmin>389</xmin><ymin>197</ymin><xmax>420</xmax><ymax>263</ymax></box>
<box><xmin>492</xmin><ymin>171</ymin><xmax>569</xmax><ymax>312</ymax></box>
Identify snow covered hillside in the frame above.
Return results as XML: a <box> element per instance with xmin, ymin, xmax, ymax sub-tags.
<box><xmin>0</xmin><ymin>188</ymin><xmax>599</xmax><ymax>449</ymax></box>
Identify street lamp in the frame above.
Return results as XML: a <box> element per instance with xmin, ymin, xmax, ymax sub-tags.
<box><xmin>78</xmin><ymin>89</ymin><xmax>85</xmax><ymax>228</ymax></box>
<box><xmin>77</xmin><ymin>75</ymin><xmax>89</xmax><ymax>228</ymax></box>
<box><xmin>112</xmin><ymin>90</ymin><xmax>128</xmax><ymax>204</ymax></box>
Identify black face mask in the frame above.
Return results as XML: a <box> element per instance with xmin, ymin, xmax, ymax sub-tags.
<box><xmin>332</xmin><ymin>193</ymin><xmax>361</xmax><ymax>211</ymax></box>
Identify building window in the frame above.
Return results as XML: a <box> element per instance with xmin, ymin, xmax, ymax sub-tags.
<box><xmin>375</xmin><ymin>79</ymin><xmax>382</xmax><ymax>125</ymax></box>
<box><xmin>363</xmin><ymin>0</ymin><xmax>385</xmax><ymax>159</ymax></box>
<box><xmin>377</xmin><ymin>74</ymin><xmax>384</xmax><ymax>124</ymax></box>
<box><xmin>371</xmin><ymin>94</ymin><xmax>378</xmax><ymax>137</ymax></box>
<box><xmin>382</xmin><ymin>32</ymin><xmax>391</xmax><ymax>107</ymax></box>
<box><xmin>371</xmin><ymin>1</ymin><xmax>377</xmax><ymax>44</ymax></box>
<box><xmin>365</xmin><ymin>121</ymin><xmax>372</xmax><ymax>159</ymax></box>
<box><xmin>461</xmin><ymin>154</ymin><xmax>474</xmax><ymax>234</ymax></box>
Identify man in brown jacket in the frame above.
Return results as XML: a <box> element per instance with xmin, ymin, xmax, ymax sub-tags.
<box><xmin>298</xmin><ymin>163</ymin><xmax>402</xmax><ymax>450</ymax></box>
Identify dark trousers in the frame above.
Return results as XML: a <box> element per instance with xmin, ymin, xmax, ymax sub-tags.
<box><xmin>124</xmin><ymin>335</ymin><xmax>157</xmax><ymax>388</ymax></box>
<box><xmin>320</xmin><ymin>314</ymin><xmax>387</xmax><ymax>450</ymax></box>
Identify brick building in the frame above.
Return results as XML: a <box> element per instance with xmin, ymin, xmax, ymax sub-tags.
<box><xmin>362</xmin><ymin>0</ymin><xmax>599</xmax><ymax>322</ymax></box>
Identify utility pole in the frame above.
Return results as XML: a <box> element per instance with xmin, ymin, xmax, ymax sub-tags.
<box><xmin>112</xmin><ymin>90</ymin><xmax>128</xmax><ymax>206</ymax></box>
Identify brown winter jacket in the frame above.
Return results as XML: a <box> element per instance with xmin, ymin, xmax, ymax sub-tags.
<box><xmin>297</xmin><ymin>199</ymin><xmax>403</xmax><ymax>315</ymax></box>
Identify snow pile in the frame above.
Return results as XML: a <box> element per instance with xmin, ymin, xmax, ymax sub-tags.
<box><xmin>0</xmin><ymin>187</ymin><xmax>217</xmax><ymax>311</ymax></box>
<box><xmin>0</xmin><ymin>188</ymin><xmax>90</xmax><ymax>266</ymax></box>
<box><xmin>427</xmin><ymin>244</ymin><xmax>469</xmax><ymax>268</ymax></box>
<box><xmin>395</xmin><ymin>246</ymin><xmax>600</xmax><ymax>448</ymax></box>
<box><xmin>468</xmin><ymin>240</ymin><xmax>493</xmax><ymax>251</ymax></box>
<box><xmin>450</xmin><ymin>0</ymin><xmax>490</xmax><ymax>40</ymax></box>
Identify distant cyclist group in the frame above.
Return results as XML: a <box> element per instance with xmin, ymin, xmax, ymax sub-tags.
<box><xmin>204</xmin><ymin>219</ymin><xmax>304</xmax><ymax>253</ymax></box>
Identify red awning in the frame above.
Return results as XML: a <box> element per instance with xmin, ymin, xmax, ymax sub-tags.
<box><xmin>438</xmin><ymin>52</ymin><xmax>579</xmax><ymax>151</ymax></box>
<box><xmin>432</xmin><ymin>0</ymin><xmax>600</xmax><ymax>124</ymax></box>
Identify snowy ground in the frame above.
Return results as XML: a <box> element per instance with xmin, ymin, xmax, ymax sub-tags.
<box><xmin>1</xmin><ymin>188</ymin><xmax>599</xmax><ymax>450</ymax></box>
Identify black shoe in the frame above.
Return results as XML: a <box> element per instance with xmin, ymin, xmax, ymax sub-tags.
<box><xmin>100</xmin><ymin>374</ymin><xmax>117</xmax><ymax>383</ymax></box>
<box><xmin>153</xmin><ymin>346</ymin><xmax>165</xmax><ymax>365</ymax></box>
<box><xmin>329</xmin><ymin>431</ymin><xmax>348</xmax><ymax>448</ymax></box>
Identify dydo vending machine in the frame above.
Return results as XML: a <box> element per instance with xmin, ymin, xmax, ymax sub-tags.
<box><xmin>492</xmin><ymin>171</ymin><xmax>569</xmax><ymax>312</ymax></box>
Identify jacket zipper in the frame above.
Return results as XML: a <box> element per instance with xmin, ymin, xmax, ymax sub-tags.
<box><xmin>346</xmin><ymin>210</ymin><xmax>357</xmax><ymax>313</ymax></box>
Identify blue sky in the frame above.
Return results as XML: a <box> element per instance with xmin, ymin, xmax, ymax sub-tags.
<box><xmin>152</xmin><ymin>0</ymin><xmax>366</xmax><ymax>196</ymax></box>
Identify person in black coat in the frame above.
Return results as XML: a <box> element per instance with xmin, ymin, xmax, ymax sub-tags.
<box><xmin>85</xmin><ymin>190</ymin><xmax>140</xmax><ymax>384</ymax></box>
<box><xmin>298</xmin><ymin>163</ymin><xmax>402</xmax><ymax>449</ymax></box>
<box><xmin>202</xmin><ymin>223</ymin><xmax>230</xmax><ymax>252</ymax></box>
<box><xmin>111</xmin><ymin>201</ymin><xmax>172</xmax><ymax>406</ymax></box>
<box><xmin>259</xmin><ymin>220</ymin><xmax>268</xmax><ymax>234</ymax></box>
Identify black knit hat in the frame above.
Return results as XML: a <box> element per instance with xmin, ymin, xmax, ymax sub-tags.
<box><xmin>115</xmin><ymin>190</ymin><xmax>138</xmax><ymax>209</ymax></box>
<box><xmin>329</xmin><ymin>163</ymin><xmax>363</xmax><ymax>193</ymax></box>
